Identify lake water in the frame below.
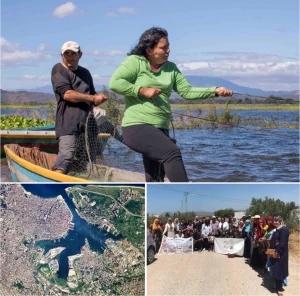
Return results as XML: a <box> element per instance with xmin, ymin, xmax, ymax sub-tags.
<box><xmin>1</xmin><ymin>108</ymin><xmax>299</xmax><ymax>182</ymax></box>
<box><xmin>100</xmin><ymin>126</ymin><xmax>299</xmax><ymax>182</ymax></box>
<box><xmin>21</xmin><ymin>184</ymin><xmax>121</xmax><ymax>279</ymax></box>
<box><xmin>1</xmin><ymin>108</ymin><xmax>48</xmax><ymax>118</ymax></box>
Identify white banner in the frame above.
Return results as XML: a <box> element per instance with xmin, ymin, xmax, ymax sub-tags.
<box><xmin>158</xmin><ymin>237</ymin><xmax>193</xmax><ymax>255</ymax></box>
<box><xmin>214</xmin><ymin>238</ymin><xmax>244</xmax><ymax>256</ymax></box>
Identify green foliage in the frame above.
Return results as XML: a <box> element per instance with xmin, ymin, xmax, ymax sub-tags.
<box><xmin>12</xmin><ymin>281</ymin><xmax>24</xmax><ymax>291</ymax></box>
<box><xmin>100</xmin><ymin>86</ymin><xmax>123</xmax><ymax>127</ymax></box>
<box><xmin>1</xmin><ymin>115</ymin><xmax>54</xmax><ymax>130</ymax></box>
<box><xmin>246</xmin><ymin>197</ymin><xmax>296</xmax><ymax>221</ymax></box>
<box><xmin>126</xmin><ymin>200</ymin><xmax>144</xmax><ymax>213</ymax></box>
<box><xmin>214</xmin><ymin>208</ymin><xmax>235</xmax><ymax>218</ymax></box>
<box><xmin>53</xmin><ymin>275</ymin><xmax>68</xmax><ymax>287</ymax></box>
<box><xmin>285</xmin><ymin>210</ymin><xmax>300</xmax><ymax>230</ymax></box>
<box><xmin>147</xmin><ymin>211</ymin><xmax>197</xmax><ymax>227</ymax></box>
<box><xmin>37</xmin><ymin>263</ymin><xmax>51</xmax><ymax>274</ymax></box>
<box><xmin>45</xmin><ymin>101</ymin><xmax>56</xmax><ymax>122</ymax></box>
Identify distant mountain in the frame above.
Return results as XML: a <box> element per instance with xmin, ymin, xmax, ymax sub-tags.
<box><xmin>21</xmin><ymin>76</ymin><xmax>299</xmax><ymax>99</ymax></box>
<box><xmin>184</xmin><ymin>76</ymin><xmax>298</xmax><ymax>98</ymax></box>
<box><xmin>20</xmin><ymin>85</ymin><xmax>109</xmax><ymax>94</ymax></box>
<box><xmin>1</xmin><ymin>89</ymin><xmax>55</xmax><ymax>105</ymax></box>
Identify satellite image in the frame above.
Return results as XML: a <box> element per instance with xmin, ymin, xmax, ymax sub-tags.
<box><xmin>0</xmin><ymin>184</ymin><xmax>145</xmax><ymax>295</ymax></box>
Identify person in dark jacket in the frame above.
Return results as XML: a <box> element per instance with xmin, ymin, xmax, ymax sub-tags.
<box><xmin>242</xmin><ymin>219</ymin><xmax>251</xmax><ymax>258</ymax></box>
<box><xmin>269</xmin><ymin>216</ymin><xmax>289</xmax><ymax>294</ymax></box>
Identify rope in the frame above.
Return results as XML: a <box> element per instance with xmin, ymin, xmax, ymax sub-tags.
<box><xmin>149</xmin><ymin>93</ymin><xmax>299</xmax><ymax>141</ymax></box>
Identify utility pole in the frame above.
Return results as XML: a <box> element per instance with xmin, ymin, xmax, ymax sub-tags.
<box><xmin>184</xmin><ymin>192</ymin><xmax>195</xmax><ymax>213</ymax></box>
<box><xmin>184</xmin><ymin>192</ymin><xmax>188</xmax><ymax>213</ymax></box>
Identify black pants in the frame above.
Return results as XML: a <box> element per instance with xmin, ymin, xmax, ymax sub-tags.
<box><xmin>122</xmin><ymin>124</ymin><xmax>189</xmax><ymax>182</ymax></box>
<box><xmin>201</xmin><ymin>238</ymin><xmax>209</xmax><ymax>250</ymax></box>
<box><xmin>275</xmin><ymin>279</ymin><xmax>283</xmax><ymax>292</ymax></box>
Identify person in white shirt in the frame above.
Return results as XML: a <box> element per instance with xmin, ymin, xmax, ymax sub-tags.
<box><xmin>173</xmin><ymin>218</ymin><xmax>179</xmax><ymax>234</ymax></box>
<box><xmin>175</xmin><ymin>230</ymin><xmax>184</xmax><ymax>238</ymax></box>
<box><xmin>163</xmin><ymin>218</ymin><xmax>175</xmax><ymax>237</ymax></box>
<box><xmin>218</xmin><ymin>218</ymin><xmax>229</xmax><ymax>237</ymax></box>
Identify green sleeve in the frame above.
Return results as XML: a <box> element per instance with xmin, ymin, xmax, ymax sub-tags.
<box><xmin>173</xmin><ymin>65</ymin><xmax>217</xmax><ymax>100</ymax></box>
<box><xmin>109</xmin><ymin>56</ymin><xmax>141</xmax><ymax>97</ymax></box>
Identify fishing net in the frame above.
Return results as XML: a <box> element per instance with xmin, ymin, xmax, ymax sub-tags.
<box><xmin>67</xmin><ymin>95</ymin><xmax>144</xmax><ymax>181</ymax></box>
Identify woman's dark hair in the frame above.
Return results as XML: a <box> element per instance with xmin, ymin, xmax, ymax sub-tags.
<box><xmin>128</xmin><ymin>27</ymin><xmax>168</xmax><ymax>56</ymax></box>
<box><xmin>205</xmin><ymin>219</ymin><xmax>210</xmax><ymax>226</ymax></box>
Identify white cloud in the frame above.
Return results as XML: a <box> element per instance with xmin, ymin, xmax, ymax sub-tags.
<box><xmin>106</xmin><ymin>7</ymin><xmax>136</xmax><ymax>17</ymax></box>
<box><xmin>23</xmin><ymin>75</ymin><xmax>36</xmax><ymax>79</ymax></box>
<box><xmin>106</xmin><ymin>12</ymin><xmax>118</xmax><ymax>17</ymax></box>
<box><xmin>176</xmin><ymin>52</ymin><xmax>299</xmax><ymax>91</ymax></box>
<box><xmin>37</xmin><ymin>43</ymin><xmax>47</xmax><ymax>52</ymax></box>
<box><xmin>91</xmin><ymin>75</ymin><xmax>111</xmax><ymax>86</ymax></box>
<box><xmin>53</xmin><ymin>2</ymin><xmax>77</xmax><ymax>19</ymax></box>
<box><xmin>118</xmin><ymin>7</ymin><xmax>136</xmax><ymax>14</ymax></box>
<box><xmin>1</xmin><ymin>37</ymin><xmax>19</xmax><ymax>52</ymax></box>
<box><xmin>1</xmin><ymin>37</ymin><xmax>52</xmax><ymax>66</ymax></box>
<box><xmin>92</xmin><ymin>49</ymin><xmax>126</xmax><ymax>57</ymax></box>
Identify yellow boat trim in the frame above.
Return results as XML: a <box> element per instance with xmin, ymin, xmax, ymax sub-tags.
<box><xmin>1</xmin><ymin>133</ymin><xmax>111</xmax><ymax>139</ymax></box>
<box><xmin>4</xmin><ymin>145</ymin><xmax>91</xmax><ymax>182</ymax></box>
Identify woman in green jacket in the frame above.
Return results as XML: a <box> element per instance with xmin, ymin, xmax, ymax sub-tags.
<box><xmin>109</xmin><ymin>27</ymin><xmax>232</xmax><ymax>182</ymax></box>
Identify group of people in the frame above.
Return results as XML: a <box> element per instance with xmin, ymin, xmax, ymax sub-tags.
<box><xmin>51</xmin><ymin>27</ymin><xmax>232</xmax><ymax>180</ymax></box>
<box><xmin>149</xmin><ymin>214</ymin><xmax>289</xmax><ymax>295</ymax></box>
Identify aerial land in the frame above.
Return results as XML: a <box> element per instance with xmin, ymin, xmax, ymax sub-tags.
<box><xmin>0</xmin><ymin>184</ymin><xmax>145</xmax><ymax>296</ymax></box>
<box><xmin>0</xmin><ymin>184</ymin><xmax>72</xmax><ymax>295</ymax></box>
<box><xmin>66</xmin><ymin>185</ymin><xmax>145</xmax><ymax>252</ymax></box>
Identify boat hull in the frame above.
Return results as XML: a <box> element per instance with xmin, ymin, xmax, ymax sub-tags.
<box><xmin>4</xmin><ymin>144</ymin><xmax>145</xmax><ymax>183</ymax></box>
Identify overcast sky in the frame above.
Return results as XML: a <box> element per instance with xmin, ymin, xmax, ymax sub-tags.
<box><xmin>147</xmin><ymin>184</ymin><xmax>300</xmax><ymax>214</ymax></box>
<box><xmin>1</xmin><ymin>0</ymin><xmax>299</xmax><ymax>91</ymax></box>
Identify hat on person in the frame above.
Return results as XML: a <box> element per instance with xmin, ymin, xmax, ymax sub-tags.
<box><xmin>61</xmin><ymin>41</ymin><xmax>80</xmax><ymax>54</ymax></box>
<box><xmin>254</xmin><ymin>215</ymin><xmax>260</xmax><ymax>219</ymax></box>
<box><xmin>212</xmin><ymin>216</ymin><xmax>216</xmax><ymax>219</ymax></box>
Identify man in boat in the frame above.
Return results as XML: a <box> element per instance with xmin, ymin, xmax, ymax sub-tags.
<box><xmin>51</xmin><ymin>41</ymin><xmax>107</xmax><ymax>174</ymax></box>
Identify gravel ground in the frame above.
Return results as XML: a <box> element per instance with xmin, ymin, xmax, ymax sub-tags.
<box><xmin>147</xmin><ymin>251</ymin><xmax>300</xmax><ymax>296</ymax></box>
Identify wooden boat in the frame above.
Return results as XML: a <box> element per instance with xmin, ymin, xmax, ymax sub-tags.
<box><xmin>4</xmin><ymin>144</ymin><xmax>145</xmax><ymax>182</ymax></box>
<box><xmin>1</xmin><ymin>128</ymin><xmax>110</xmax><ymax>157</ymax></box>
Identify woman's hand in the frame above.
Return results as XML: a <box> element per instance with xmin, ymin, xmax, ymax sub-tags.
<box><xmin>139</xmin><ymin>87</ymin><xmax>162</xmax><ymax>98</ymax></box>
<box><xmin>216</xmin><ymin>87</ymin><xmax>233</xmax><ymax>97</ymax></box>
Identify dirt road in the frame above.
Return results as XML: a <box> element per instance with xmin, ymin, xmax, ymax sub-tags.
<box><xmin>147</xmin><ymin>251</ymin><xmax>299</xmax><ymax>296</ymax></box>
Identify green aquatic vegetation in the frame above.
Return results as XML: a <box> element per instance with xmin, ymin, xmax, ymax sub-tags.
<box><xmin>1</xmin><ymin>115</ymin><xmax>54</xmax><ymax>130</ymax></box>
<box><xmin>172</xmin><ymin>103</ymin><xmax>241</xmax><ymax>129</ymax></box>
<box><xmin>171</xmin><ymin>103</ymin><xmax>298</xmax><ymax>130</ymax></box>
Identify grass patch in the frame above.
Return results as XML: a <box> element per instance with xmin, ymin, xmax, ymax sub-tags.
<box><xmin>289</xmin><ymin>230</ymin><xmax>299</xmax><ymax>260</ymax></box>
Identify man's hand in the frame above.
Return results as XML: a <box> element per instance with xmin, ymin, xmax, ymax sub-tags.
<box><xmin>216</xmin><ymin>87</ymin><xmax>233</xmax><ymax>97</ymax></box>
<box><xmin>93</xmin><ymin>93</ymin><xmax>107</xmax><ymax>105</ymax></box>
<box><xmin>139</xmin><ymin>87</ymin><xmax>162</xmax><ymax>98</ymax></box>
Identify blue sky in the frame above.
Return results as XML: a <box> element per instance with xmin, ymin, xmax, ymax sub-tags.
<box><xmin>1</xmin><ymin>0</ymin><xmax>299</xmax><ymax>91</ymax></box>
<box><xmin>147</xmin><ymin>184</ymin><xmax>300</xmax><ymax>214</ymax></box>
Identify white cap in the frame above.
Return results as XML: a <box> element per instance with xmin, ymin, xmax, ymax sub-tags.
<box><xmin>61</xmin><ymin>41</ymin><xmax>80</xmax><ymax>54</ymax></box>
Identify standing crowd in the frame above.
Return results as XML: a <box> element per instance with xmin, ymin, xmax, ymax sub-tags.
<box><xmin>149</xmin><ymin>214</ymin><xmax>289</xmax><ymax>295</ymax></box>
